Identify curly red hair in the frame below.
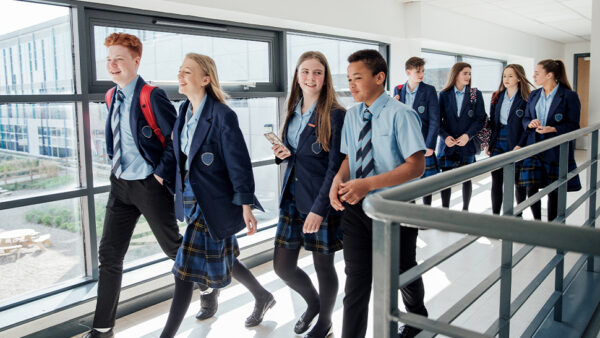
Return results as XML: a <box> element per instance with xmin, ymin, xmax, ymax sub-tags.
<box><xmin>104</xmin><ymin>33</ymin><xmax>142</xmax><ymax>58</ymax></box>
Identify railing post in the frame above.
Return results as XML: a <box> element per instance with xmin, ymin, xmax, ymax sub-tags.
<box><xmin>498</xmin><ymin>163</ymin><xmax>514</xmax><ymax>338</ymax></box>
<box><xmin>373</xmin><ymin>220</ymin><xmax>400</xmax><ymax>338</ymax></box>
<box><xmin>588</xmin><ymin>130</ymin><xmax>598</xmax><ymax>272</ymax></box>
<box><xmin>553</xmin><ymin>142</ymin><xmax>569</xmax><ymax>322</ymax></box>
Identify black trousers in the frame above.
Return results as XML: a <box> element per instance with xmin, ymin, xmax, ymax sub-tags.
<box><xmin>93</xmin><ymin>174</ymin><xmax>182</xmax><ymax>328</ymax></box>
<box><xmin>341</xmin><ymin>202</ymin><xmax>427</xmax><ymax>338</ymax></box>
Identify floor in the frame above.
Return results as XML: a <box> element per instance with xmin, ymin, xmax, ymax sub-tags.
<box><xmin>76</xmin><ymin>150</ymin><xmax>596</xmax><ymax>338</ymax></box>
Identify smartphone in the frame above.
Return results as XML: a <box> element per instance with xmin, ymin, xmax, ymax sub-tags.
<box><xmin>264</xmin><ymin>131</ymin><xmax>285</xmax><ymax>147</ymax></box>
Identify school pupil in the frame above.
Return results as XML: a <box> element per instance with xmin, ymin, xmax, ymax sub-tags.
<box><xmin>393</xmin><ymin>56</ymin><xmax>441</xmax><ymax>205</ymax></box>
<box><xmin>271</xmin><ymin>51</ymin><xmax>346</xmax><ymax>338</ymax></box>
<box><xmin>436</xmin><ymin>62</ymin><xmax>486</xmax><ymax>211</ymax></box>
<box><xmin>486</xmin><ymin>64</ymin><xmax>537</xmax><ymax>217</ymax></box>
<box><xmin>518</xmin><ymin>59</ymin><xmax>582</xmax><ymax>222</ymax></box>
<box><xmin>329</xmin><ymin>49</ymin><xmax>428</xmax><ymax>338</ymax></box>
<box><xmin>160</xmin><ymin>53</ymin><xmax>274</xmax><ymax>338</ymax></box>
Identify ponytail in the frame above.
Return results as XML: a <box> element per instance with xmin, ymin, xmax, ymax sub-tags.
<box><xmin>538</xmin><ymin>59</ymin><xmax>572</xmax><ymax>90</ymax></box>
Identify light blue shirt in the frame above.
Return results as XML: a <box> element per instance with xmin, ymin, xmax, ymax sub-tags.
<box><xmin>499</xmin><ymin>90</ymin><xmax>515</xmax><ymax>125</ymax></box>
<box><xmin>180</xmin><ymin>95</ymin><xmax>207</xmax><ymax>170</ymax></box>
<box><xmin>404</xmin><ymin>82</ymin><xmax>419</xmax><ymax>109</ymax></box>
<box><xmin>454</xmin><ymin>86</ymin><xmax>465</xmax><ymax>116</ymax></box>
<box><xmin>535</xmin><ymin>85</ymin><xmax>559</xmax><ymax>126</ymax></box>
<box><xmin>286</xmin><ymin>98</ymin><xmax>316</xmax><ymax>151</ymax></box>
<box><xmin>340</xmin><ymin>93</ymin><xmax>426</xmax><ymax>182</ymax></box>
<box><xmin>111</xmin><ymin>76</ymin><xmax>154</xmax><ymax>180</ymax></box>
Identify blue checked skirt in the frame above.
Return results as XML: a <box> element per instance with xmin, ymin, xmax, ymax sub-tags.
<box><xmin>275</xmin><ymin>176</ymin><xmax>342</xmax><ymax>254</ymax></box>
<box><xmin>490</xmin><ymin>125</ymin><xmax>522</xmax><ymax>174</ymax></box>
<box><xmin>173</xmin><ymin>216</ymin><xmax>240</xmax><ymax>288</ymax></box>
<box><xmin>438</xmin><ymin>152</ymin><xmax>476</xmax><ymax>171</ymax></box>
<box><xmin>517</xmin><ymin>156</ymin><xmax>581</xmax><ymax>192</ymax></box>
<box><xmin>423</xmin><ymin>154</ymin><xmax>440</xmax><ymax>178</ymax></box>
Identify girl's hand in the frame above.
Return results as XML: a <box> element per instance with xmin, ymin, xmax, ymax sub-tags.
<box><xmin>455</xmin><ymin>134</ymin><xmax>469</xmax><ymax>147</ymax></box>
<box><xmin>445</xmin><ymin>136</ymin><xmax>456</xmax><ymax>147</ymax></box>
<box><xmin>272</xmin><ymin>144</ymin><xmax>291</xmax><ymax>160</ymax></box>
<box><xmin>528</xmin><ymin>119</ymin><xmax>541</xmax><ymax>129</ymax></box>
<box><xmin>242</xmin><ymin>205</ymin><xmax>257</xmax><ymax>236</ymax></box>
<box><xmin>536</xmin><ymin>126</ymin><xmax>557</xmax><ymax>134</ymax></box>
<box><xmin>302</xmin><ymin>212</ymin><xmax>323</xmax><ymax>233</ymax></box>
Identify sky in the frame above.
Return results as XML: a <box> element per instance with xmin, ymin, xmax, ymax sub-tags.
<box><xmin>0</xmin><ymin>0</ymin><xmax>69</xmax><ymax>36</ymax></box>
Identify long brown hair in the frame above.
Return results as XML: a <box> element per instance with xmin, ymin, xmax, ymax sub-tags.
<box><xmin>442</xmin><ymin>62</ymin><xmax>471</xmax><ymax>92</ymax></box>
<box><xmin>283</xmin><ymin>51</ymin><xmax>343</xmax><ymax>151</ymax></box>
<box><xmin>538</xmin><ymin>59</ymin><xmax>572</xmax><ymax>90</ymax></box>
<box><xmin>493</xmin><ymin>64</ymin><xmax>533</xmax><ymax>102</ymax></box>
<box><xmin>185</xmin><ymin>53</ymin><xmax>229</xmax><ymax>104</ymax></box>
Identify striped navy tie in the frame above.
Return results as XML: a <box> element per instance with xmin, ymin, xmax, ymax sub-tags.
<box><xmin>111</xmin><ymin>90</ymin><xmax>125</xmax><ymax>178</ymax></box>
<box><xmin>355</xmin><ymin>109</ymin><xmax>374</xmax><ymax>178</ymax></box>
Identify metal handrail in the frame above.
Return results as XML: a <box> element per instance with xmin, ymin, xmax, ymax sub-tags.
<box><xmin>364</xmin><ymin>122</ymin><xmax>600</xmax><ymax>338</ymax></box>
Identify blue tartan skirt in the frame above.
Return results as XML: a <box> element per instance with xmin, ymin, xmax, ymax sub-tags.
<box><xmin>438</xmin><ymin>152</ymin><xmax>476</xmax><ymax>171</ymax></box>
<box><xmin>517</xmin><ymin>156</ymin><xmax>581</xmax><ymax>192</ymax></box>
<box><xmin>275</xmin><ymin>177</ymin><xmax>342</xmax><ymax>254</ymax></box>
<box><xmin>491</xmin><ymin>125</ymin><xmax>522</xmax><ymax>173</ymax></box>
<box><xmin>423</xmin><ymin>154</ymin><xmax>440</xmax><ymax>178</ymax></box>
<box><xmin>172</xmin><ymin>217</ymin><xmax>240</xmax><ymax>288</ymax></box>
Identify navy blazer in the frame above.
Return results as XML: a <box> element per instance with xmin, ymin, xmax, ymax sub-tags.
<box><xmin>105</xmin><ymin>76</ymin><xmax>177</xmax><ymax>193</ymax></box>
<box><xmin>277</xmin><ymin>107</ymin><xmax>346</xmax><ymax>218</ymax></box>
<box><xmin>173</xmin><ymin>96</ymin><xmax>263</xmax><ymax>241</ymax></box>
<box><xmin>522</xmin><ymin>85</ymin><xmax>581</xmax><ymax>163</ymax></box>
<box><xmin>488</xmin><ymin>89</ymin><xmax>528</xmax><ymax>153</ymax></box>
<box><xmin>436</xmin><ymin>86</ymin><xmax>486</xmax><ymax>158</ymax></box>
<box><xmin>394</xmin><ymin>82</ymin><xmax>440</xmax><ymax>150</ymax></box>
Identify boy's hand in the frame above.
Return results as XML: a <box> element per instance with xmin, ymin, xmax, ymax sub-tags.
<box><xmin>329</xmin><ymin>176</ymin><xmax>345</xmax><ymax>211</ymax></box>
<box><xmin>303</xmin><ymin>212</ymin><xmax>323</xmax><ymax>233</ymax></box>
<box><xmin>339</xmin><ymin>178</ymin><xmax>371</xmax><ymax>205</ymax></box>
<box><xmin>394</xmin><ymin>94</ymin><xmax>400</xmax><ymax>101</ymax></box>
<box><xmin>425</xmin><ymin>148</ymin><xmax>434</xmax><ymax>157</ymax></box>
<box><xmin>455</xmin><ymin>134</ymin><xmax>469</xmax><ymax>146</ymax></box>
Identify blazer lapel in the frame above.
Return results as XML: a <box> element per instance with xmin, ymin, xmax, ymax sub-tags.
<box><xmin>458</xmin><ymin>87</ymin><xmax>470</xmax><ymax>119</ymax></box>
<box><xmin>129</xmin><ymin>77</ymin><xmax>145</xmax><ymax>150</ymax></box>
<box><xmin>187</xmin><ymin>95</ymin><xmax>214</xmax><ymax>163</ymax></box>
<box><xmin>296</xmin><ymin>110</ymin><xmax>317</xmax><ymax>151</ymax></box>
<box><xmin>547</xmin><ymin>86</ymin><xmax>564</xmax><ymax>124</ymax></box>
<box><xmin>412</xmin><ymin>85</ymin><xmax>425</xmax><ymax>110</ymax></box>
<box><xmin>172</xmin><ymin>101</ymin><xmax>187</xmax><ymax>170</ymax></box>
<box><xmin>494</xmin><ymin>91</ymin><xmax>505</xmax><ymax>126</ymax></box>
<box><xmin>506</xmin><ymin>91</ymin><xmax>521</xmax><ymax>124</ymax></box>
<box><xmin>400</xmin><ymin>84</ymin><xmax>407</xmax><ymax>103</ymax></box>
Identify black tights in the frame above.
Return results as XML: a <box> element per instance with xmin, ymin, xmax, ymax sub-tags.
<box><xmin>526</xmin><ymin>186</ymin><xmax>556</xmax><ymax>221</ymax></box>
<box><xmin>273</xmin><ymin>247</ymin><xmax>338</xmax><ymax>334</ymax></box>
<box><xmin>160</xmin><ymin>259</ymin><xmax>270</xmax><ymax>338</ymax></box>
<box><xmin>441</xmin><ymin>180</ymin><xmax>472</xmax><ymax>210</ymax></box>
<box><xmin>490</xmin><ymin>168</ymin><xmax>527</xmax><ymax>215</ymax></box>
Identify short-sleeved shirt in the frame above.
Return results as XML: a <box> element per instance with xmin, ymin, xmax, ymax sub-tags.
<box><xmin>286</xmin><ymin>98</ymin><xmax>316</xmax><ymax>151</ymax></box>
<box><xmin>180</xmin><ymin>95</ymin><xmax>207</xmax><ymax>170</ymax></box>
<box><xmin>404</xmin><ymin>82</ymin><xmax>419</xmax><ymax>108</ymax></box>
<box><xmin>535</xmin><ymin>84</ymin><xmax>559</xmax><ymax>126</ymax></box>
<box><xmin>499</xmin><ymin>90</ymin><xmax>515</xmax><ymax>125</ymax></box>
<box><xmin>111</xmin><ymin>75</ymin><xmax>154</xmax><ymax>180</ymax></box>
<box><xmin>454</xmin><ymin>86</ymin><xmax>465</xmax><ymax>116</ymax></box>
<box><xmin>340</xmin><ymin>92</ymin><xmax>426</xmax><ymax>182</ymax></box>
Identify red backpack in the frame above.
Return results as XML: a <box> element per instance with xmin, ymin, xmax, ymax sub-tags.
<box><xmin>105</xmin><ymin>85</ymin><xmax>166</xmax><ymax>148</ymax></box>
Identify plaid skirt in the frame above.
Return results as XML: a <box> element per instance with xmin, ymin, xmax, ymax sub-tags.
<box><xmin>275</xmin><ymin>178</ymin><xmax>342</xmax><ymax>254</ymax></box>
<box><xmin>173</xmin><ymin>217</ymin><xmax>240</xmax><ymax>288</ymax></box>
<box><xmin>490</xmin><ymin>125</ymin><xmax>522</xmax><ymax>172</ymax></box>
<box><xmin>438</xmin><ymin>153</ymin><xmax>476</xmax><ymax>171</ymax></box>
<box><xmin>517</xmin><ymin>156</ymin><xmax>582</xmax><ymax>192</ymax></box>
<box><xmin>423</xmin><ymin>154</ymin><xmax>440</xmax><ymax>178</ymax></box>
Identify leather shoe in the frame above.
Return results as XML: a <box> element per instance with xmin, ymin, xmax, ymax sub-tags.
<box><xmin>196</xmin><ymin>288</ymin><xmax>220</xmax><ymax>320</ymax></box>
<box><xmin>244</xmin><ymin>293</ymin><xmax>276</xmax><ymax>327</ymax></box>
<box><xmin>294</xmin><ymin>310</ymin><xmax>319</xmax><ymax>334</ymax></box>
<box><xmin>82</xmin><ymin>329</ymin><xmax>114</xmax><ymax>338</ymax></box>
<box><xmin>305</xmin><ymin>323</ymin><xmax>332</xmax><ymax>338</ymax></box>
<box><xmin>398</xmin><ymin>324</ymin><xmax>422</xmax><ymax>338</ymax></box>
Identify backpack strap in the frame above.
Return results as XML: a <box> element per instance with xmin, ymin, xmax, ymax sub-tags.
<box><xmin>139</xmin><ymin>84</ymin><xmax>166</xmax><ymax>148</ymax></box>
<box><xmin>470</xmin><ymin>87</ymin><xmax>477</xmax><ymax>105</ymax></box>
<box><xmin>105</xmin><ymin>87</ymin><xmax>116</xmax><ymax>112</ymax></box>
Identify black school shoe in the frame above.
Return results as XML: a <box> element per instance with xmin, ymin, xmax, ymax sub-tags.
<box><xmin>294</xmin><ymin>310</ymin><xmax>319</xmax><ymax>334</ymax></box>
<box><xmin>245</xmin><ymin>293</ymin><xmax>276</xmax><ymax>327</ymax></box>
<box><xmin>196</xmin><ymin>289</ymin><xmax>220</xmax><ymax>320</ymax></box>
<box><xmin>81</xmin><ymin>329</ymin><xmax>114</xmax><ymax>338</ymax></box>
<box><xmin>305</xmin><ymin>322</ymin><xmax>333</xmax><ymax>338</ymax></box>
<box><xmin>398</xmin><ymin>324</ymin><xmax>422</xmax><ymax>338</ymax></box>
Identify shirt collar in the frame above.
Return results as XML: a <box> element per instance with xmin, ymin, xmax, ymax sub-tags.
<box><xmin>361</xmin><ymin>92</ymin><xmax>388</xmax><ymax>119</ymax></box>
<box><xmin>294</xmin><ymin>98</ymin><xmax>316</xmax><ymax>117</ymax></box>
<box><xmin>186</xmin><ymin>95</ymin><xmax>207</xmax><ymax>123</ymax></box>
<box><xmin>505</xmin><ymin>90</ymin><xmax>516</xmax><ymax>102</ymax></box>
<box><xmin>405</xmin><ymin>82</ymin><xmax>419</xmax><ymax>94</ymax></box>
<box><xmin>454</xmin><ymin>86</ymin><xmax>465</xmax><ymax>95</ymax></box>
<box><xmin>117</xmin><ymin>75</ymin><xmax>139</xmax><ymax>99</ymax></box>
<box><xmin>544</xmin><ymin>84</ymin><xmax>559</xmax><ymax>99</ymax></box>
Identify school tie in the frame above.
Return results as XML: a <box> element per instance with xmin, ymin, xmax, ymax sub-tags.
<box><xmin>355</xmin><ymin>109</ymin><xmax>374</xmax><ymax>178</ymax></box>
<box><xmin>111</xmin><ymin>90</ymin><xmax>125</xmax><ymax>178</ymax></box>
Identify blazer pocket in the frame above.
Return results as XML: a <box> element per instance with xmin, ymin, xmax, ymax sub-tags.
<box><xmin>198</xmin><ymin>144</ymin><xmax>222</xmax><ymax>169</ymax></box>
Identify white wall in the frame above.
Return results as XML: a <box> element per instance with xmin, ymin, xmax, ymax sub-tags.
<box><xmin>590</xmin><ymin>0</ymin><xmax>600</xmax><ymax>125</ymax></box>
<box><xmin>564</xmin><ymin>42</ymin><xmax>591</xmax><ymax>87</ymax></box>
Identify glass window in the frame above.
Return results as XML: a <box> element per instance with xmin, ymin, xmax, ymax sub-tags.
<box><xmin>287</xmin><ymin>33</ymin><xmax>379</xmax><ymax>92</ymax></box>
<box><xmin>0</xmin><ymin>103</ymin><xmax>79</xmax><ymax>201</ymax></box>
<box><xmin>93</xmin><ymin>26</ymin><xmax>270</xmax><ymax>84</ymax></box>
<box><xmin>0</xmin><ymin>2</ymin><xmax>73</xmax><ymax>95</ymax></box>
<box><xmin>463</xmin><ymin>56</ymin><xmax>504</xmax><ymax>93</ymax></box>
<box><xmin>0</xmin><ymin>198</ymin><xmax>84</xmax><ymax>305</ymax></box>
<box><xmin>422</xmin><ymin>51</ymin><xmax>457</xmax><ymax>92</ymax></box>
<box><xmin>251</xmin><ymin>164</ymin><xmax>279</xmax><ymax>229</ymax></box>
